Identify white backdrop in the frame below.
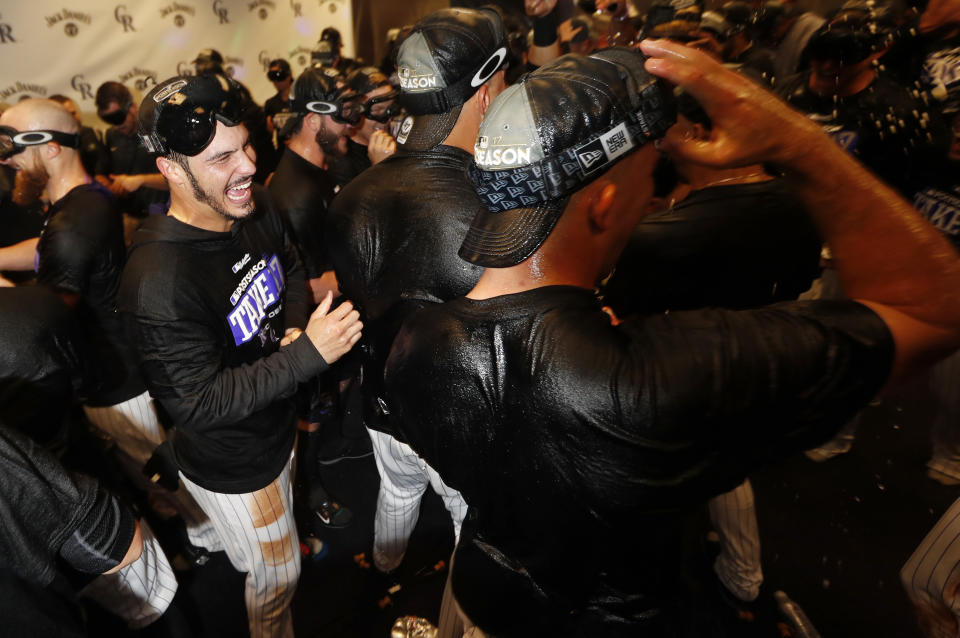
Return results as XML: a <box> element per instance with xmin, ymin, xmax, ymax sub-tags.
<box><xmin>0</xmin><ymin>0</ymin><xmax>355</xmax><ymax>128</ymax></box>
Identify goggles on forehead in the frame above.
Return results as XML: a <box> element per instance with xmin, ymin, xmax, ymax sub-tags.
<box><xmin>362</xmin><ymin>89</ymin><xmax>400</xmax><ymax>123</ymax></box>
<box><xmin>0</xmin><ymin>126</ymin><xmax>81</xmax><ymax>160</ymax></box>
<box><xmin>267</xmin><ymin>68</ymin><xmax>291</xmax><ymax>82</ymax></box>
<box><xmin>303</xmin><ymin>92</ymin><xmax>364</xmax><ymax>126</ymax></box>
<box><xmin>140</xmin><ymin>73</ymin><xmax>248</xmax><ymax>156</ymax></box>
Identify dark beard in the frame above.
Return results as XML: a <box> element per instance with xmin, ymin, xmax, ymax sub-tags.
<box><xmin>12</xmin><ymin>161</ymin><xmax>48</xmax><ymax>207</ymax></box>
<box><xmin>315</xmin><ymin>121</ymin><xmax>345</xmax><ymax>157</ymax></box>
<box><xmin>182</xmin><ymin>163</ymin><xmax>253</xmax><ymax>222</ymax></box>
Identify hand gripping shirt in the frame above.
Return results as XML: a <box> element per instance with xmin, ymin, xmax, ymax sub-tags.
<box><xmin>385</xmin><ymin>286</ymin><xmax>894</xmax><ymax>636</ymax></box>
<box><xmin>119</xmin><ymin>186</ymin><xmax>324</xmax><ymax>493</ymax></box>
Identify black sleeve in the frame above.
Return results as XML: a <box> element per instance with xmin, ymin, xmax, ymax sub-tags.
<box><xmin>618</xmin><ymin>300</ymin><xmax>894</xmax><ymax>491</ymax></box>
<box><xmin>36</xmin><ymin>215</ymin><xmax>95</xmax><ymax>296</ymax></box>
<box><xmin>125</xmin><ymin>288</ymin><xmax>327</xmax><ymax>432</ymax></box>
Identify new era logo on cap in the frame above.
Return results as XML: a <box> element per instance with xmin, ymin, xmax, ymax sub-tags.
<box><xmin>574</xmin><ymin>122</ymin><xmax>636</xmax><ymax>175</ymax></box>
<box><xmin>578</xmin><ymin>148</ymin><xmax>605</xmax><ymax>170</ymax></box>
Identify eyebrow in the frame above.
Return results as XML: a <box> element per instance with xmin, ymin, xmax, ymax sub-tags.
<box><xmin>205</xmin><ymin>133</ymin><xmax>251</xmax><ymax>164</ymax></box>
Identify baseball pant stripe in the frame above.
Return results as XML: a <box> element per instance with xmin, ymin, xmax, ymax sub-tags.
<box><xmin>709</xmin><ymin>479</ymin><xmax>763</xmax><ymax>602</ymax></box>
<box><xmin>181</xmin><ymin>454</ymin><xmax>299</xmax><ymax>638</ymax></box>
<box><xmin>902</xmin><ymin>497</ymin><xmax>960</xmax><ymax>638</ymax></box>
<box><xmin>84</xmin><ymin>391</ymin><xmax>220</xmax><ymax>552</ymax></box>
<box><xmin>929</xmin><ymin>349</ymin><xmax>960</xmax><ymax>480</ymax></box>
<box><xmin>79</xmin><ymin>521</ymin><xmax>178</xmax><ymax>629</ymax></box>
<box><xmin>367</xmin><ymin>428</ymin><xmax>467</xmax><ymax>573</ymax></box>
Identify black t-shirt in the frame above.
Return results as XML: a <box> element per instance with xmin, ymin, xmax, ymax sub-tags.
<box><xmin>119</xmin><ymin>187</ymin><xmax>323</xmax><ymax>493</ymax></box>
<box><xmin>327</xmin><ymin>137</ymin><xmax>372</xmax><ymax>189</ymax></box>
<box><xmin>268</xmin><ymin>147</ymin><xmax>337</xmax><ymax>278</ymax></box>
<box><xmin>385</xmin><ymin>286</ymin><xmax>893</xmax><ymax>636</ymax></box>
<box><xmin>325</xmin><ymin>145</ymin><xmax>485</xmax><ymax>436</ymax></box>
<box><xmin>603</xmin><ymin>179</ymin><xmax>822</xmax><ymax>316</ymax></box>
<box><xmin>0</xmin><ymin>287</ymin><xmax>88</xmax><ymax>445</ymax></box>
<box><xmin>778</xmin><ymin>72</ymin><xmax>946</xmax><ymax>194</ymax></box>
<box><xmin>37</xmin><ymin>183</ymin><xmax>144</xmax><ymax>406</ymax></box>
<box><xmin>102</xmin><ymin>128</ymin><xmax>167</xmax><ymax>218</ymax></box>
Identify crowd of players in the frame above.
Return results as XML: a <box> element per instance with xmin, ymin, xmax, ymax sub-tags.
<box><xmin>1</xmin><ymin>0</ymin><xmax>960</xmax><ymax>636</ymax></box>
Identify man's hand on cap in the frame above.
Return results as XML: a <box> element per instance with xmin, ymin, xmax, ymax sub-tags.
<box><xmin>368</xmin><ymin>130</ymin><xmax>397</xmax><ymax>165</ymax></box>
<box><xmin>304</xmin><ymin>291</ymin><xmax>362</xmax><ymax>364</ymax></box>
<box><xmin>526</xmin><ymin>0</ymin><xmax>559</xmax><ymax>18</ymax></box>
<box><xmin>640</xmin><ymin>38</ymin><xmax>826</xmax><ymax>171</ymax></box>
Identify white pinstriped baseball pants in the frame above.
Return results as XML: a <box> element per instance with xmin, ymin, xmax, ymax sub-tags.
<box><xmin>367</xmin><ymin>428</ymin><xmax>468</xmax><ymax>573</ymax></box>
<box><xmin>708</xmin><ymin>479</ymin><xmax>763</xmax><ymax>602</ymax></box>
<box><xmin>902</xmin><ymin>496</ymin><xmax>960</xmax><ymax>638</ymax></box>
<box><xmin>80</xmin><ymin>521</ymin><xmax>178</xmax><ymax>629</ymax></box>
<box><xmin>83</xmin><ymin>391</ymin><xmax>221</xmax><ymax>552</ymax></box>
<box><xmin>181</xmin><ymin>454</ymin><xmax>300</xmax><ymax>638</ymax></box>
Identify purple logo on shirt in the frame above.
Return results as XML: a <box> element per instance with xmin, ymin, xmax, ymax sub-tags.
<box><xmin>227</xmin><ymin>254</ymin><xmax>285</xmax><ymax>345</ymax></box>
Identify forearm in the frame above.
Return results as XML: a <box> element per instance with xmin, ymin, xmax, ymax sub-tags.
<box><xmin>784</xmin><ymin>136</ymin><xmax>960</xmax><ymax>335</ymax></box>
<box><xmin>0</xmin><ymin>237</ymin><xmax>39</xmax><ymax>271</ymax></box>
<box><xmin>138</xmin><ymin>174</ymin><xmax>169</xmax><ymax>191</ymax></box>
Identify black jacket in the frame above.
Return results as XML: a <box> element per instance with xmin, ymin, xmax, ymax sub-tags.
<box><xmin>119</xmin><ymin>186</ymin><xmax>325</xmax><ymax>493</ymax></box>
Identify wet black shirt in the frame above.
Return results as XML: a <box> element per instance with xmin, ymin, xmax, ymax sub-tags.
<box><xmin>119</xmin><ymin>187</ymin><xmax>323</xmax><ymax>493</ymax></box>
<box><xmin>326</xmin><ymin>145</ymin><xmax>485</xmax><ymax>436</ymax></box>
<box><xmin>603</xmin><ymin>179</ymin><xmax>821</xmax><ymax>316</ymax></box>
<box><xmin>268</xmin><ymin>147</ymin><xmax>337</xmax><ymax>279</ymax></box>
<box><xmin>778</xmin><ymin>72</ymin><xmax>945</xmax><ymax>194</ymax></box>
<box><xmin>385</xmin><ymin>286</ymin><xmax>893</xmax><ymax>636</ymax></box>
<box><xmin>913</xmin><ymin>160</ymin><xmax>960</xmax><ymax>251</ymax></box>
<box><xmin>37</xmin><ymin>183</ymin><xmax>144</xmax><ymax>406</ymax></box>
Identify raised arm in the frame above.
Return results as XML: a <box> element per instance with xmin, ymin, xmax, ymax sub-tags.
<box><xmin>640</xmin><ymin>38</ymin><xmax>960</xmax><ymax>384</ymax></box>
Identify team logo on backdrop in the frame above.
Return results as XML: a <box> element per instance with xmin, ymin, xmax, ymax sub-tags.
<box><xmin>248</xmin><ymin>0</ymin><xmax>275</xmax><ymax>20</ymax></box>
<box><xmin>160</xmin><ymin>2</ymin><xmax>195</xmax><ymax>28</ymax></box>
<box><xmin>212</xmin><ymin>0</ymin><xmax>229</xmax><ymax>23</ymax></box>
<box><xmin>288</xmin><ymin>45</ymin><xmax>312</xmax><ymax>69</ymax></box>
<box><xmin>0</xmin><ymin>13</ymin><xmax>13</xmax><ymax>43</ymax></box>
<box><xmin>290</xmin><ymin>0</ymin><xmax>303</xmax><ymax>17</ymax></box>
<box><xmin>71</xmin><ymin>74</ymin><xmax>94</xmax><ymax>101</ymax></box>
<box><xmin>176</xmin><ymin>61</ymin><xmax>196</xmax><ymax>76</ymax></box>
<box><xmin>258</xmin><ymin>51</ymin><xmax>273</xmax><ymax>71</ymax></box>
<box><xmin>45</xmin><ymin>9</ymin><xmax>92</xmax><ymax>38</ymax></box>
<box><xmin>119</xmin><ymin>67</ymin><xmax>158</xmax><ymax>93</ymax></box>
<box><xmin>318</xmin><ymin>0</ymin><xmax>345</xmax><ymax>14</ymax></box>
<box><xmin>0</xmin><ymin>81</ymin><xmax>48</xmax><ymax>101</ymax></box>
<box><xmin>114</xmin><ymin>5</ymin><xmax>135</xmax><ymax>32</ymax></box>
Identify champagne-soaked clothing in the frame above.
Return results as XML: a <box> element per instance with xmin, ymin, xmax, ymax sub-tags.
<box><xmin>325</xmin><ymin>144</ymin><xmax>485</xmax><ymax>437</ymax></box>
<box><xmin>119</xmin><ymin>187</ymin><xmax>323</xmax><ymax>493</ymax></box>
<box><xmin>384</xmin><ymin>286</ymin><xmax>893</xmax><ymax>637</ymax></box>
<box><xmin>37</xmin><ymin>182</ymin><xmax>144</xmax><ymax>406</ymax></box>
<box><xmin>603</xmin><ymin>179</ymin><xmax>821</xmax><ymax>316</ymax></box>
<box><xmin>912</xmin><ymin>160</ymin><xmax>960</xmax><ymax>251</ymax></box>
<box><xmin>778</xmin><ymin>72</ymin><xmax>946</xmax><ymax>194</ymax></box>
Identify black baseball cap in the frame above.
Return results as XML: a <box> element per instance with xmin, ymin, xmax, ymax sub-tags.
<box><xmin>280</xmin><ymin>65</ymin><xmax>361</xmax><ymax>137</ymax></box>
<box><xmin>138</xmin><ymin>73</ymin><xmax>247</xmax><ymax>156</ymax></box>
<box><xmin>268</xmin><ymin>59</ymin><xmax>292</xmax><ymax>81</ymax></box>
<box><xmin>194</xmin><ymin>48</ymin><xmax>225</xmax><ymax>75</ymax></box>
<box><xmin>460</xmin><ymin>49</ymin><xmax>676</xmax><ymax>268</ymax></box>
<box><xmin>394</xmin><ymin>7</ymin><xmax>508</xmax><ymax>151</ymax></box>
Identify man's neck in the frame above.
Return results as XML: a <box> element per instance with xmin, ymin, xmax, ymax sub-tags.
<box><xmin>167</xmin><ymin>194</ymin><xmax>234</xmax><ymax>233</ymax></box>
<box><xmin>348</xmin><ymin>130</ymin><xmax>369</xmax><ymax>147</ymax></box>
<box><xmin>48</xmin><ymin>160</ymin><xmax>91</xmax><ymax>204</ymax></box>
<box><xmin>287</xmin><ymin>136</ymin><xmax>326</xmax><ymax>169</ymax></box>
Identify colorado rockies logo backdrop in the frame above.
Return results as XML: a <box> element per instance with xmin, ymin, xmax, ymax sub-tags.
<box><xmin>0</xmin><ymin>0</ymin><xmax>354</xmax><ymax>128</ymax></box>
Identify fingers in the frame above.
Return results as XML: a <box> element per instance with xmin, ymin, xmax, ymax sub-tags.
<box><xmin>313</xmin><ymin>290</ymin><xmax>333</xmax><ymax>318</ymax></box>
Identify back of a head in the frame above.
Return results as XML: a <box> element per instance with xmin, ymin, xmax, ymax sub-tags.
<box><xmin>5</xmin><ymin>98</ymin><xmax>80</xmax><ymax>135</ymax></box>
<box><xmin>95</xmin><ymin>81</ymin><xmax>131</xmax><ymax>113</ymax></box>
<box><xmin>194</xmin><ymin>48</ymin><xmax>225</xmax><ymax>76</ymax></box>
<box><xmin>280</xmin><ymin>65</ymin><xmax>357</xmax><ymax>138</ymax></box>
<box><xmin>393</xmin><ymin>7</ymin><xmax>508</xmax><ymax>151</ymax></box>
<box><xmin>345</xmin><ymin>66</ymin><xmax>391</xmax><ymax>97</ymax></box>
<box><xmin>460</xmin><ymin>50</ymin><xmax>676</xmax><ymax>268</ymax></box>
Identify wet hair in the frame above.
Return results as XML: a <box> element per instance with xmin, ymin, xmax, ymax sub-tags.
<box><xmin>95</xmin><ymin>81</ymin><xmax>132</xmax><ymax>113</ymax></box>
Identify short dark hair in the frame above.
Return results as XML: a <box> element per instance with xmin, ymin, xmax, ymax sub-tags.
<box><xmin>49</xmin><ymin>94</ymin><xmax>70</xmax><ymax>104</ymax></box>
<box><xmin>95</xmin><ymin>81</ymin><xmax>132</xmax><ymax>113</ymax></box>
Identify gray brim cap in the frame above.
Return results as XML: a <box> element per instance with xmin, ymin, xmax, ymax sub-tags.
<box><xmin>460</xmin><ymin>49</ymin><xmax>676</xmax><ymax>268</ymax></box>
<box><xmin>395</xmin><ymin>7</ymin><xmax>507</xmax><ymax>151</ymax></box>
